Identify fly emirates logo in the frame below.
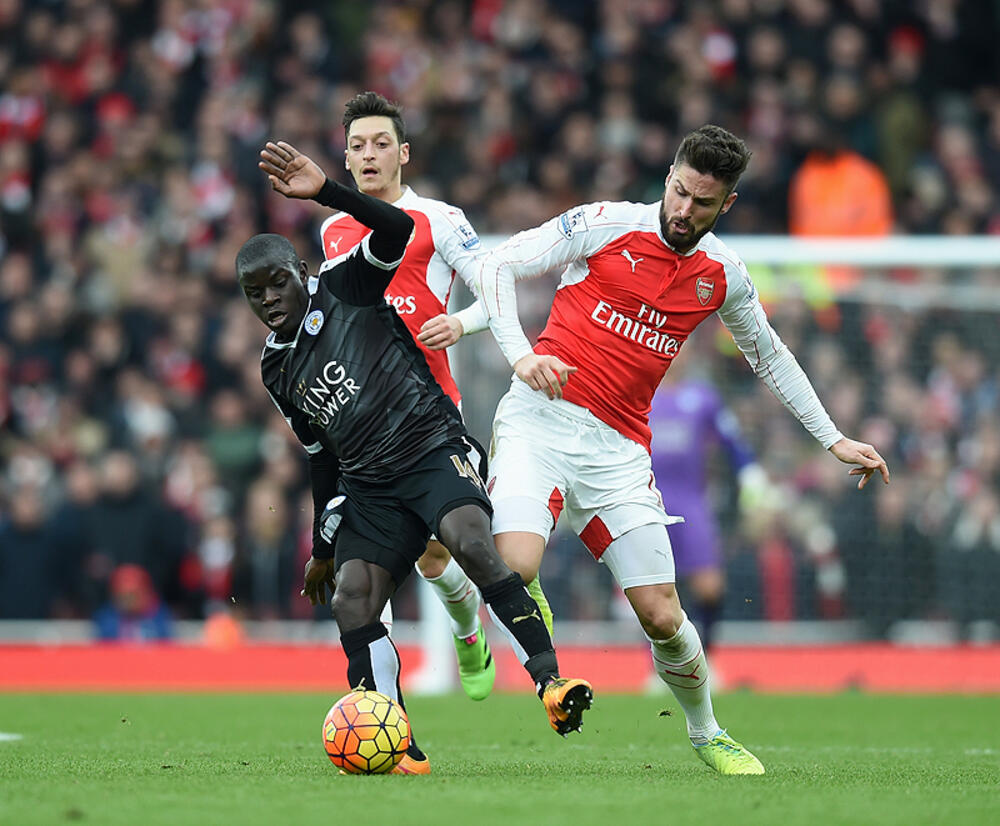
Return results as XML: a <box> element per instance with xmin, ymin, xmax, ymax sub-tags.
<box><xmin>385</xmin><ymin>293</ymin><xmax>417</xmax><ymax>315</ymax></box>
<box><xmin>298</xmin><ymin>360</ymin><xmax>361</xmax><ymax>426</ymax></box>
<box><xmin>590</xmin><ymin>300</ymin><xmax>680</xmax><ymax>357</ymax></box>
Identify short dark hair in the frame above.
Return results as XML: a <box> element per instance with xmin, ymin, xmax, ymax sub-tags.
<box><xmin>674</xmin><ymin>125</ymin><xmax>752</xmax><ymax>191</ymax></box>
<box><xmin>342</xmin><ymin>91</ymin><xmax>407</xmax><ymax>145</ymax></box>
<box><xmin>235</xmin><ymin>233</ymin><xmax>298</xmax><ymax>279</ymax></box>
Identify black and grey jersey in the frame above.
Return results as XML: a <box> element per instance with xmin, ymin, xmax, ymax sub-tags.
<box><xmin>261</xmin><ymin>234</ymin><xmax>467</xmax><ymax>484</ymax></box>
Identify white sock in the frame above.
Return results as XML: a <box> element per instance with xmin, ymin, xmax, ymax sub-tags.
<box><xmin>421</xmin><ymin>558</ymin><xmax>482</xmax><ymax>639</ymax></box>
<box><xmin>413</xmin><ymin>576</ymin><xmax>454</xmax><ymax>693</ymax></box>
<box><xmin>650</xmin><ymin>614</ymin><xmax>719</xmax><ymax>741</ymax></box>
<box><xmin>368</xmin><ymin>634</ymin><xmax>402</xmax><ymax>703</ymax></box>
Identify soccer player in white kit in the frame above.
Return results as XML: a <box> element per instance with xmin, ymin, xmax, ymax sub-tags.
<box><xmin>321</xmin><ymin>92</ymin><xmax>553</xmax><ymax>710</ymax></box>
<box><xmin>477</xmin><ymin>124</ymin><xmax>890</xmax><ymax>775</ymax></box>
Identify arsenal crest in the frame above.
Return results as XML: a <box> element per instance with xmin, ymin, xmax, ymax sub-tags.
<box><xmin>696</xmin><ymin>277</ymin><xmax>714</xmax><ymax>305</ymax></box>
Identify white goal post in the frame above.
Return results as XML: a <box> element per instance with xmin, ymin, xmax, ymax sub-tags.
<box><xmin>477</xmin><ymin>234</ymin><xmax>1000</xmax><ymax>311</ymax></box>
<box><xmin>481</xmin><ymin>234</ymin><xmax>1000</xmax><ymax>266</ymax></box>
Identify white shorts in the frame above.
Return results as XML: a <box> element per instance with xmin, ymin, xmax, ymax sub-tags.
<box><xmin>601</xmin><ymin>522</ymin><xmax>676</xmax><ymax>589</ymax></box>
<box><xmin>488</xmin><ymin>380</ymin><xmax>681</xmax><ymax>562</ymax></box>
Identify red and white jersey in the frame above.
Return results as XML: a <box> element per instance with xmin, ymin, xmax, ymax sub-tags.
<box><xmin>477</xmin><ymin>200</ymin><xmax>842</xmax><ymax>452</ymax></box>
<box><xmin>319</xmin><ymin>186</ymin><xmax>485</xmax><ymax>405</ymax></box>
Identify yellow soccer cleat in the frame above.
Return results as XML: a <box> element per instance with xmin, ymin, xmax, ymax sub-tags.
<box><xmin>693</xmin><ymin>730</ymin><xmax>765</xmax><ymax>775</ymax></box>
<box><xmin>541</xmin><ymin>677</ymin><xmax>593</xmax><ymax>736</ymax></box>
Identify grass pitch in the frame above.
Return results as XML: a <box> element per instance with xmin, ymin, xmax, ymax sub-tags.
<box><xmin>1</xmin><ymin>692</ymin><xmax>998</xmax><ymax>826</ymax></box>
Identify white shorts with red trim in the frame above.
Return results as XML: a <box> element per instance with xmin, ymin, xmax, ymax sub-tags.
<box><xmin>488</xmin><ymin>379</ymin><xmax>682</xmax><ymax>561</ymax></box>
<box><xmin>600</xmin><ymin>522</ymin><xmax>676</xmax><ymax>588</ymax></box>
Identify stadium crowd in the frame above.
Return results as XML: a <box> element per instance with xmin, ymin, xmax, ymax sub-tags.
<box><xmin>0</xmin><ymin>0</ymin><xmax>998</xmax><ymax>638</ymax></box>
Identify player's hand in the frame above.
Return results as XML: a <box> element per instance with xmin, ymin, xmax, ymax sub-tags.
<box><xmin>829</xmin><ymin>437</ymin><xmax>890</xmax><ymax>490</ymax></box>
<box><xmin>513</xmin><ymin>353</ymin><xmax>577</xmax><ymax>399</ymax></box>
<box><xmin>417</xmin><ymin>314</ymin><xmax>463</xmax><ymax>350</ymax></box>
<box><xmin>259</xmin><ymin>141</ymin><xmax>326</xmax><ymax>199</ymax></box>
<box><xmin>301</xmin><ymin>556</ymin><xmax>337</xmax><ymax>606</ymax></box>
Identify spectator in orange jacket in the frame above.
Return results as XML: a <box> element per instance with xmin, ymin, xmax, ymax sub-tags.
<box><xmin>789</xmin><ymin>123</ymin><xmax>894</xmax><ymax>237</ymax></box>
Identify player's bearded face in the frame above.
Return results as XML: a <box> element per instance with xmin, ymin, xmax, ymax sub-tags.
<box><xmin>345</xmin><ymin>116</ymin><xmax>409</xmax><ymax>197</ymax></box>
<box><xmin>240</xmin><ymin>258</ymin><xmax>310</xmax><ymax>341</ymax></box>
<box><xmin>659</xmin><ymin>164</ymin><xmax>735</xmax><ymax>252</ymax></box>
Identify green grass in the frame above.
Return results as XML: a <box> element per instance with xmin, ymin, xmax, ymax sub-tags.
<box><xmin>1</xmin><ymin>692</ymin><xmax>998</xmax><ymax>826</ymax></box>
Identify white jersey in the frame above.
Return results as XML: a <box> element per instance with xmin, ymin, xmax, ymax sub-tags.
<box><xmin>477</xmin><ymin>200</ymin><xmax>843</xmax><ymax>452</ymax></box>
<box><xmin>319</xmin><ymin>186</ymin><xmax>488</xmax><ymax>404</ymax></box>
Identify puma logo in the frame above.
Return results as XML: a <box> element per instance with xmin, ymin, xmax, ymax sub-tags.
<box><xmin>513</xmin><ymin>610</ymin><xmax>542</xmax><ymax>624</ymax></box>
<box><xmin>660</xmin><ymin>664</ymin><xmax>700</xmax><ymax>681</ymax></box>
<box><xmin>621</xmin><ymin>249</ymin><xmax>644</xmax><ymax>273</ymax></box>
<box><xmin>328</xmin><ymin>236</ymin><xmax>342</xmax><ymax>253</ymax></box>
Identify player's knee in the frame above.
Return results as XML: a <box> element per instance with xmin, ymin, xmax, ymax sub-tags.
<box><xmin>448</xmin><ymin>534</ymin><xmax>509</xmax><ymax>586</ymax></box>
<box><xmin>330</xmin><ymin>577</ymin><xmax>377</xmax><ymax>629</ymax></box>
<box><xmin>416</xmin><ymin>540</ymin><xmax>451</xmax><ymax>578</ymax></box>
<box><xmin>437</xmin><ymin>505</ymin><xmax>502</xmax><ymax>575</ymax></box>
<box><xmin>634</xmin><ymin>599</ymin><xmax>684</xmax><ymax>640</ymax></box>
<box><xmin>642</xmin><ymin>612</ymin><xmax>682</xmax><ymax>640</ymax></box>
<box><xmin>449</xmin><ymin>533</ymin><xmax>492</xmax><ymax>567</ymax></box>
<box><xmin>415</xmin><ymin>555</ymin><xmax>444</xmax><ymax>579</ymax></box>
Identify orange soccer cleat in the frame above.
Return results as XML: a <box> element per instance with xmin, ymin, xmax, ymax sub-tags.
<box><xmin>541</xmin><ymin>677</ymin><xmax>593</xmax><ymax>736</ymax></box>
<box><xmin>391</xmin><ymin>744</ymin><xmax>431</xmax><ymax>775</ymax></box>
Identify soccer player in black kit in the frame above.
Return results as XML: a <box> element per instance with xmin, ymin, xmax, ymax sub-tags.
<box><xmin>237</xmin><ymin>141</ymin><xmax>592</xmax><ymax>774</ymax></box>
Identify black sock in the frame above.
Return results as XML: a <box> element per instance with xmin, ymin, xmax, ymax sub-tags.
<box><xmin>481</xmin><ymin>573</ymin><xmax>559</xmax><ymax>690</ymax></box>
<box><xmin>339</xmin><ymin>622</ymin><xmax>420</xmax><ymax>753</ymax></box>
<box><xmin>340</xmin><ymin>622</ymin><xmax>389</xmax><ymax>693</ymax></box>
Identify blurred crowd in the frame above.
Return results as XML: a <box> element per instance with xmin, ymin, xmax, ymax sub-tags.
<box><xmin>0</xmin><ymin>0</ymin><xmax>998</xmax><ymax>638</ymax></box>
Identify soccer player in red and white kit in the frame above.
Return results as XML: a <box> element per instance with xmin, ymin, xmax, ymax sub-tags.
<box><xmin>477</xmin><ymin>125</ymin><xmax>890</xmax><ymax>775</ymax></box>
<box><xmin>320</xmin><ymin>92</ymin><xmax>553</xmax><ymax>705</ymax></box>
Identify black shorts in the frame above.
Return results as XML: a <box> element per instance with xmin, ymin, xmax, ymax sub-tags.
<box><xmin>334</xmin><ymin>438</ymin><xmax>492</xmax><ymax>587</ymax></box>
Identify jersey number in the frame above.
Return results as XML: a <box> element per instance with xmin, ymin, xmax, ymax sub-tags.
<box><xmin>450</xmin><ymin>454</ymin><xmax>484</xmax><ymax>491</ymax></box>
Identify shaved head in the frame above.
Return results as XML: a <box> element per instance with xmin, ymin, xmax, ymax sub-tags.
<box><xmin>236</xmin><ymin>233</ymin><xmax>310</xmax><ymax>340</ymax></box>
<box><xmin>235</xmin><ymin>233</ymin><xmax>299</xmax><ymax>280</ymax></box>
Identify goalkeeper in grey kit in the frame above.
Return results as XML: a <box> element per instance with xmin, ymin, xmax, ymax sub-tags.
<box><xmin>236</xmin><ymin>141</ymin><xmax>592</xmax><ymax>774</ymax></box>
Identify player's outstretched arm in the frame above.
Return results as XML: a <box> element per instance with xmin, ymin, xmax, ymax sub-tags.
<box><xmin>259</xmin><ymin>141</ymin><xmax>325</xmax><ymax>199</ymax></box>
<box><xmin>828</xmin><ymin>436</ymin><xmax>890</xmax><ymax>490</ymax></box>
<box><xmin>259</xmin><ymin>141</ymin><xmax>414</xmax><ymax>261</ymax></box>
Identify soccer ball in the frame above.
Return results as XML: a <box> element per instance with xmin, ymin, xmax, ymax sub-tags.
<box><xmin>322</xmin><ymin>689</ymin><xmax>410</xmax><ymax>774</ymax></box>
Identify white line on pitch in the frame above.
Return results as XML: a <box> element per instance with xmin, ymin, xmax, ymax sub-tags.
<box><xmin>0</xmin><ymin>732</ymin><xmax>23</xmax><ymax>742</ymax></box>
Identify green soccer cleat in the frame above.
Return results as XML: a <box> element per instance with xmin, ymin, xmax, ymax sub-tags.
<box><xmin>693</xmin><ymin>730</ymin><xmax>765</xmax><ymax>775</ymax></box>
<box><xmin>454</xmin><ymin>621</ymin><xmax>495</xmax><ymax>701</ymax></box>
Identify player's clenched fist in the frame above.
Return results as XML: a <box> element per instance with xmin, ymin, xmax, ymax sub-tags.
<box><xmin>514</xmin><ymin>353</ymin><xmax>577</xmax><ymax>399</ymax></box>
